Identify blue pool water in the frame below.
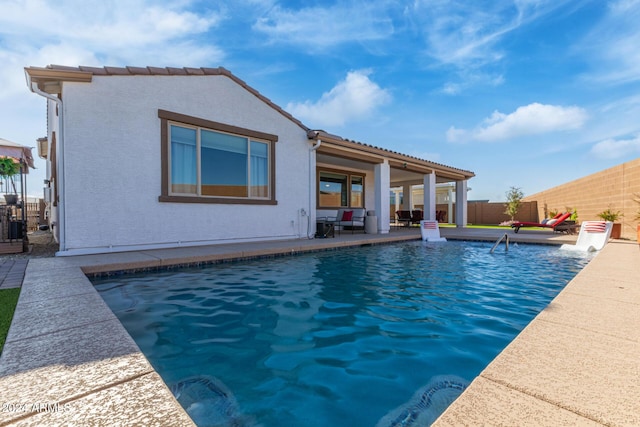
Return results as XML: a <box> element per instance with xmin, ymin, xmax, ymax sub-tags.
<box><xmin>93</xmin><ymin>241</ymin><xmax>593</xmax><ymax>427</ymax></box>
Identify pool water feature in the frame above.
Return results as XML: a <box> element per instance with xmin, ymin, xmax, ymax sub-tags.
<box><xmin>93</xmin><ymin>241</ymin><xmax>592</xmax><ymax>427</ymax></box>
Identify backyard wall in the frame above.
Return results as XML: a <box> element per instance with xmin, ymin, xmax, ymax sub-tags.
<box><xmin>522</xmin><ymin>158</ymin><xmax>640</xmax><ymax>240</ymax></box>
<box><xmin>466</xmin><ymin>201</ymin><xmax>538</xmax><ymax>225</ymax></box>
<box><xmin>389</xmin><ymin>201</ymin><xmax>538</xmax><ymax>225</ymax></box>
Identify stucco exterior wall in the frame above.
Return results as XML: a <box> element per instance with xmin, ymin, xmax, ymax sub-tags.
<box><xmin>522</xmin><ymin>158</ymin><xmax>640</xmax><ymax>240</ymax></box>
<box><xmin>59</xmin><ymin>74</ymin><xmax>312</xmax><ymax>254</ymax></box>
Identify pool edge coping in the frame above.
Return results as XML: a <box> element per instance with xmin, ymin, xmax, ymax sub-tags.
<box><xmin>1</xmin><ymin>230</ymin><xmax>637</xmax><ymax>426</ymax></box>
<box><xmin>433</xmin><ymin>239</ymin><xmax>640</xmax><ymax>426</ymax></box>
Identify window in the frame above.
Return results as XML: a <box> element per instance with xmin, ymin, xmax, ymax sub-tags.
<box><xmin>318</xmin><ymin>170</ymin><xmax>364</xmax><ymax>208</ymax></box>
<box><xmin>351</xmin><ymin>175</ymin><xmax>363</xmax><ymax>207</ymax></box>
<box><xmin>159</xmin><ymin>110</ymin><xmax>277</xmax><ymax>205</ymax></box>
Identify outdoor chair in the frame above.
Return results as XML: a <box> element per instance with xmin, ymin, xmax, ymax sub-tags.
<box><xmin>332</xmin><ymin>208</ymin><xmax>366</xmax><ymax>234</ymax></box>
<box><xmin>560</xmin><ymin>221</ymin><xmax>613</xmax><ymax>252</ymax></box>
<box><xmin>510</xmin><ymin>212</ymin><xmax>573</xmax><ymax>233</ymax></box>
<box><xmin>420</xmin><ymin>220</ymin><xmax>447</xmax><ymax>242</ymax></box>
<box><xmin>396</xmin><ymin>210</ymin><xmax>412</xmax><ymax>227</ymax></box>
<box><xmin>411</xmin><ymin>210</ymin><xmax>424</xmax><ymax>224</ymax></box>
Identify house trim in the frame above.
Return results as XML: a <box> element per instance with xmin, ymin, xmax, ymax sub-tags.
<box><xmin>308</xmin><ymin>130</ymin><xmax>474</xmax><ymax>182</ymax></box>
<box><xmin>158</xmin><ymin>109</ymin><xmax>278</xmax><ymax>205</ymax></box>
<box><xmin>158</xmin><ymin>109</ymin><xmax>279</xmax><ymax>142</ymax></box>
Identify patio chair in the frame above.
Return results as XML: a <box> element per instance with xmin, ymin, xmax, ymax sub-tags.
<box><xmin>560</xmin><ymin>221</ymin><xmax>613</xmax><ymax>252</ymax></box>
<box><xmin>420</xmin><ymin>220</ymin><xmax>447</xmax><ymax>242</ymax></box>
<box><xmin>332</xmin><ymin>208</ymin><xmax>366</xmax><ymax>234</ymax></box>
<box><xmin>511</xmin><ymin>212</ymin><xmax>572</xmax><ymax>233</ymax></box>
<box><xmin>396</xmin><ymin>210</ymin><xmax>412</xmax><ymax>227</ymax></box>
<box><xmin>411</xmin><ymin>210</ymin><xmax>424</xmax><ymax>224</ymax></box>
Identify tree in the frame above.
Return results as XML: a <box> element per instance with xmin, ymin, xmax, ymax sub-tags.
<box><xmin>504</xmin><ymin>186</ymin><xmax>524</xmax><ymax>221</ymax></box>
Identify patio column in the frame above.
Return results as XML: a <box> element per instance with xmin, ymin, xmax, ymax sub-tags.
<box><xmin>374</xmin><ymin>160</ymin><xmax>390</xmax><ymax>234</ymax></box>
<box><xmin>402</xmin><ymin>184</ymin><xmax>412</xmax><ymax>210</ymax></box>
<box><xmin>423</xmin><ymin>171</ymin><xmax>436</xmax><ymax>221</ymax></box>
<box><xmin>447</xmin><ymin>186</ymin><xmax>454</xmax><ymax>223</ymax></box>
<box><xmin>455</xmin><ymin>180</ymin><xmax>468</xmax><ymax>227</ymax></box>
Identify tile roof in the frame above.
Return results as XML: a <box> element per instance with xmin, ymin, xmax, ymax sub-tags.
<box><xmin>309</xmin><ymin>130</ymin><xmax>475</xmax><ymax>177</ymax></box>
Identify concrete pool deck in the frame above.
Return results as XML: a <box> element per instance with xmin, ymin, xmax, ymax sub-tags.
<box><xmin>0</xmin><ymin>227</ymin><xmax>637</xmax><ymax>426</ymax></box>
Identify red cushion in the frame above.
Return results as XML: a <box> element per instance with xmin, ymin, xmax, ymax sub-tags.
<box><xmin>341</xmin><ymin>210</ymin><xmax>353</xmax><ymax>221</ymax></box>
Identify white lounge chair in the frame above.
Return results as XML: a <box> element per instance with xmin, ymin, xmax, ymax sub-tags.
<box><xmin>420</xmin><ymin>220</ymin><xmax>447</xmax><ymax>242</ymax></box>
<box><xmin>560</xmin><ymin>221</ymin><xmax>613</xmax><ymax>252</ymax></box>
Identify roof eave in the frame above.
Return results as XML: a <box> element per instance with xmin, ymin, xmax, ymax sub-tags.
<box><xmin>24</xmin><ymin>64</ymin><xmax>311</xmax><ymax>133</ymax></box>
<box><xmin>309</xmin><ymin>129</ymin><xmax>475</xmax><ymax>180</ymax></box>
<box><xmin>25</xmin><ymin>66</ymin><xmax>93</xmax><ymax>94</ymax></box>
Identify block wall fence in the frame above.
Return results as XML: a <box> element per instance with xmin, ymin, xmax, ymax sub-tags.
<box><xmin>522</xmin><ymin>157</ymin><xmax>640</xmax><ymax>240</ymax></box>
<box><xmin>429</xmin><ymin>201</ymin><xmax>538</xmax><ymax>225</ymax></box>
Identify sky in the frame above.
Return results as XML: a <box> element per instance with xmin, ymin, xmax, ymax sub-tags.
<box><xmin>1</xmin><ymin>0</ymin><xmax>640</xmax><ymax>202</ymax></box>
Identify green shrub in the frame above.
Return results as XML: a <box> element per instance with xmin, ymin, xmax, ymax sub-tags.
<box><xmin>597</xmin><ymin>206</ymin><xmax>622</xmax><ymax>222</ymax></box>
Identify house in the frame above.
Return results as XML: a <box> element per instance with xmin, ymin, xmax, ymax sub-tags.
<box><xmin>24</xmin><ymin>65</ymin><xmax>475</xmax><ymax>256</ymax></box>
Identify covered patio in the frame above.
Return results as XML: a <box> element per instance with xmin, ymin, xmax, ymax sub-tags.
<box><xmin>309</xmin><ymin>130</ymin><xmax>474</xmax><ymax>234</ymax></box>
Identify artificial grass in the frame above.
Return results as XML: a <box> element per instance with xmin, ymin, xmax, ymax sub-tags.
<box><xmin>0</xmin><ymin>287</ymin><xmax>21</xmax><ymax>355</ymax></box>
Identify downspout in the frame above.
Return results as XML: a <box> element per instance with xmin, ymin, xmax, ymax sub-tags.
<box><xmin>27</xmin><ymin>79</ymin><xmax>66</xmax><ymax>253</ymax></box>
<box><xmin>308</xmin><ymin>133</ymin><xmax>322</xmax><ymax>238</ymax></box>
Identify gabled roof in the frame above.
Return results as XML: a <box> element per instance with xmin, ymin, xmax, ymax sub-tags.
<box><xmin>24</xmin><ymin>65</ymin><xmax>309</xmax><ymax>132</ymax></box>
<box><xmin>25</xmin><ymin>64</ymin><xmax>474</xmax><ymax>180</ymax></box>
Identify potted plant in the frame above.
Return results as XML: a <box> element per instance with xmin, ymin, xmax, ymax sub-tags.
<box><xmin>0</xmin><ymin>156</ymin><xmax>20</xmax><ymax>205</ymax></box>
<box><xmin>597</xmin><ymin>206</ymin><xmax>622</xmax><ymax>239</ymax></box>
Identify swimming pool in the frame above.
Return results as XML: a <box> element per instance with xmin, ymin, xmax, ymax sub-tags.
<box><xmin>93</xmin><ymin>240</ymin><xmax>593</xmax><ymax>427</ymax></box>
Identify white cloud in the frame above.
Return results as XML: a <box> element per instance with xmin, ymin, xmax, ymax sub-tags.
<box><xmin>0</xmin><ymin>1</ymin><xmax>226</xmax><ymax>100</ymax></box>
<box><xmin>410</xmin><ymin>0</ymin><xmax>574</xmax><ymax>68</ymax></box>
<box><xmin>286</xmin><ymin>70</ymin><xmax>391</xmax><ymax>127</ymax></box>
<box><xmin>441</xmin><ymin>71</ymin><xmax>504</xmax><ymax>95</ymax></box>
<box><xmin>445</xmin><ymin>127</ymin><xmax>469</xmax><ymax>143</ymax></box>
<box><xmin>591</xmin><ymin>133</ymin><xmax>640</xmax><ymax>159</ymax></box>
<box><xmin>1</xmin><ymin>1</ymin><xmax>222</xmax><ymax>45</ymax></box>
<box><xmin>579</xmin><ymin>0</ymin><xmax>640</xmax><ymax>84</ymax></box>
<box><xmin>253</xmin><ymin>2</ymin><xmax>395</xmax><ymax>50</ymax></box>
<box><xmin>0</xmin><ymin>1</ymin><xmax>224</xmax><ymax>65</ymax></box>
<box><xmin>447</xmin><ymin>103</ymin><xmax>588</xmax><ymax>143</ymax></box>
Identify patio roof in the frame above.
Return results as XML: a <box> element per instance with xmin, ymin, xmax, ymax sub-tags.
<box><xmin>309</xmin><ymin>130</ymin><xmax>475</xmax><ymax>182</ymax></box>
